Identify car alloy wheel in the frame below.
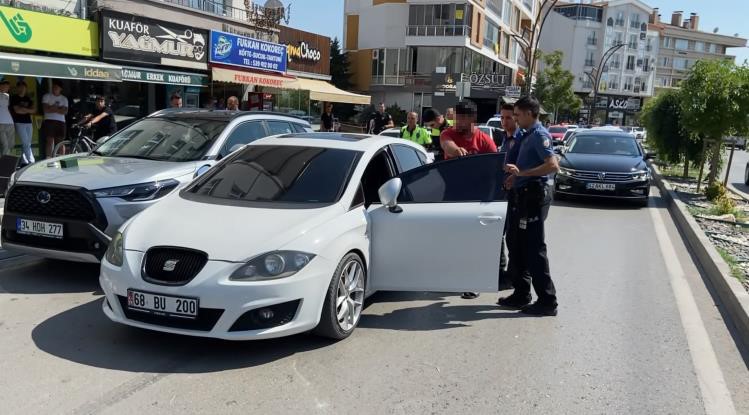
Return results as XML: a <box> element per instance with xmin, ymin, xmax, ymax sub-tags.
<box><xmin>336</xmin><ymin>259</ymin><xmax>365</xmax><ymax>331</ymax></box>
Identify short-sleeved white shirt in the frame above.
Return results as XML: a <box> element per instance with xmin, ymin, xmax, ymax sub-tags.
<box><xmin>0</xmin><ymin>93</ymin><xmax>12</xmax><ymax>125</ymax></box>
<box><xmin>42</xmin><ymin>93</ymin><xmax>68</xmax><ymax>122</ymax></box>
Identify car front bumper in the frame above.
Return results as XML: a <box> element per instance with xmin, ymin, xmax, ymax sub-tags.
<box><xmin>100</xmin><ymin>250</ymin><xmax>334</xmax><ymax>340</ymax></box>
<box><xmin>554</xmin><ymin>174</ymin><xmax>650</xmax><ymax>199</ymax></box>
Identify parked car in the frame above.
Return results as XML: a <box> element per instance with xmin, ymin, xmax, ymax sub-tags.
<box><xmin>554</xmin><ymin>129</ymin><xmax>653</xmax><ymax>207</ymax></box>
<box><xmin>724</xmin><ymin>136</ymin><xmax>747</xmax><ymax>150</ymax></box>
<box><xmin>378</xmin><ymin>127</ymin><xmax>401</xmax><ymax>138</ymax></box>
<box><xmin>548</xmin><ymin>125</ymin><xmax>569</xmax><ymax>146</ymax></box>
<box><xmin>485</xmin><ymin>116</ymin><xmax>502</xmax><ymax>129</ymax></box>
<box><xmin>2</xmin><ymin>109</ymin><xmax>312</xmax><ymax>263</ymax></box>
<box><xmin>99</xmin><ymin>134</ymin><xmax>509</xmax><ymax>340</ymax></box>
<box><xmin>633</xmin><ymin>127</ymin><xmax>647</xmax><ymax>142</ymax></box>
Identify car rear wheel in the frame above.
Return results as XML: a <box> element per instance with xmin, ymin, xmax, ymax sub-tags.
<box><xmin>314</xmin><ymin>253</ymin><xmax>366</xmax><ymax>340</ymax></box>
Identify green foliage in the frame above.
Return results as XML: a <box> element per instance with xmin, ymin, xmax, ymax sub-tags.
<box><xmin>640</xmin><ymin>90</ymin><xmax>701</xmax><ymax>173</ymax></box>
<box><xmin>714</xmin><ymin>196</ymin><xmax>736</xmax><ymax>215</ymax></box>
<box><xmin>533</xmin><ymin>51</ymin><xmax>581</xmax><ymax>123</ymax></box>
<box><xmin>386</xmin><ymin>103</ymin><xmax>407</xmax><ymax>126</ymax></box>
<box><xmin>704</xmin><ymin>182</ymin><xmax>727</xmax><ymax>201</ymax></box>
<box><xmin>330</xmin><ymin>38</ymin><xmax>352</xmax><ymax>90</ymax></box>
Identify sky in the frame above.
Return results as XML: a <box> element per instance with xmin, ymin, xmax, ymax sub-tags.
<box><xmin>287</xmin><ymin>0</ymin><xmax>749</xmax><ymax>64</ymax></box>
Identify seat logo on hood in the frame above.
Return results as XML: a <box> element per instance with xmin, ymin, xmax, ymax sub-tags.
<box><xmin>36</xmin><ymin>191</ymin><xmax>51</xmax><ymax>204</ymax></box>
<box><xmin>163</xmin><ymin>259</ymin><xmax>179</xmax><ymax>272</ymax></box>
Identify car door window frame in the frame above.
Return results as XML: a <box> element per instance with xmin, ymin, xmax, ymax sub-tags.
<box><xmin>389</xmin><ymin>144</ymin><xmax>426</xmax><ymax>174</ymax></box>
<box><xmin>359</xmin><ymin>147</ymin><xmax>398</xmax><ymax>208</ymax></box>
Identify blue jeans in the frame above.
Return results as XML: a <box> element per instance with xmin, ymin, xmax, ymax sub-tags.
<box><xmin>15</xmin><ymin>123</ymin><xmax>34</xmax><ymax>164</ymax></box>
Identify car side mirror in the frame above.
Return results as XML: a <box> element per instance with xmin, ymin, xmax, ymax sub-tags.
<box><xmin>378</xmin><ymin>178</ymin><xmax>403</xmax><ymax>213</ymax></box>
<box><xmin>194</xmin><ymin>164</ymin><xmax>212</xmax><ymax>179</ymax></box>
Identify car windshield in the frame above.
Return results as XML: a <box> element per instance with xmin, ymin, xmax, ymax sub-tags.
<box><xmin>548</xmin><ymin>127</ymin><xmax>567</xmax><ymax>134</ymax></box>
<box><xmin>95</xmin><ymin>117</ymin><xmax>228</xmax><ymax>162</ymax></box>
<box><xmin>187</xmin><ymin>145</ymin><xmax>360</xmax><ymax>205</ymax></box>
<box><xmin>568</xmin><ymin>135</ymin><xmax>641</xmax><ymax>156</ymax></box>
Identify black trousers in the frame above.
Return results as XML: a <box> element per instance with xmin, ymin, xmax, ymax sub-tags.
<box><xmin>506</xmin><ymin>183</ymin><xmax>557</xmax><ymax>305</ymax></box>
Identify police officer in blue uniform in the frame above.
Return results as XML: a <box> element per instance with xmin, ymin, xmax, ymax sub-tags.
<box><xmin>498</xmin><ymin>96</ymin><xmax>560</xmax><ymax>316</ymax></box>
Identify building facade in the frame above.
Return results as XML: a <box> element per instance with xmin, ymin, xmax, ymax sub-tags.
<box><xmin>649</xmin><ymin>10</ymin><xmax>747</xmax><ymax>91</ymax></box>
<box><xmin>344</xmin><ymin>0</ymin><xmax>537</xmax><ymax>122</ymax></box>
<box><xmin>541</xmin><ymin>0</ymin><xmax>658</xmax><ymax>126</ymax></box>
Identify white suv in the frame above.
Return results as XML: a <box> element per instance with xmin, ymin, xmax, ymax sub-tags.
<box><xmin>2</xmin><ymin>109</ymin><xmax>312</xmax><ymax>263</ymax></box>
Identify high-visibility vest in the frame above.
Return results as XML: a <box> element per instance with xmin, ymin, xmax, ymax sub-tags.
<box><xmin>401</xmin><ymin>126</ymin><xmax>432</xmax><ymax>146</ymax></box>
<box><xmin>446</xmin><ymin>119</ymin><xmax>455</xmax><ymax>127</ymax></box>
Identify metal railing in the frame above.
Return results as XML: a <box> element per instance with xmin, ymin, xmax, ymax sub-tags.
<box><xmin>628</xmin><ymin>42</ymin><xmax>638</xmax><ymax>49</ymax></box>
<box><xmin>160</xmin><ymin>0</ymin><xmax>247</xmax><ymax>20</ymax></box>
<box><xmin>406</xmin><ymin>25</ymin><xmax>471</xmax><ymax>37</ymax></box>
<box><xmin>371</xmin><ymin>75</ymin><xmax>407</xmax><ymax>86</ymax></box>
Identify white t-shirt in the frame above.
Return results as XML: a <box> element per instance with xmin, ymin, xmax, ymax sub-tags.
<box><xmin>42</xmin><ymin>93</ymin><xmax>68</xmax><ymax>122</ymax></box>
<box><xmin>0</xmin><ymin>92</ymin><xmax>13</xmax><ymax>125</ymax></box>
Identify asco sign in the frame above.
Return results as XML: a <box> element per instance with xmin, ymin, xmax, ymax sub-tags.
<box><xmin>210</xmin><ymin>30</ymin><xmax>287</xmax><ymax>73</ymax></box>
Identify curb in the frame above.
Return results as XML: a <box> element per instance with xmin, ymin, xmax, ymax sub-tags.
<box><xmin>651</xmin><ymin>165</ymin><xmax>749</xmax><ymax>349</ymax></box>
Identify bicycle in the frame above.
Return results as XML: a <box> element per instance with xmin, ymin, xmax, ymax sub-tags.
<box><xmin>52</xmin><ymin>123</ymin><xmax>98</xmax><ymax>158</ymax></box>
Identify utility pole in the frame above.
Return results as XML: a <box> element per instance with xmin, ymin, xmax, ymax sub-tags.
<box><xmin>512</xmin><ymin>0</ymin><xmax>561</xmax><ymax>95</ymax></box>
<box><xmin>583</xmin><ymin>43</ymin><xmax>625</xmax><ymax>125</ymax></box>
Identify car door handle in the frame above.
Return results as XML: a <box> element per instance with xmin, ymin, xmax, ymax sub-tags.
<box><xmin>478</xmin><ymin>215</ymin><xmax>502</xmax><ymax>225</ymax></box>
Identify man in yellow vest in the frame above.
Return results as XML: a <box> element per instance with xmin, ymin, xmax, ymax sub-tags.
<box><xmin>400</xmin><ymin>112</ymin><xmax>431</xmax><ymax>147</ymax></box>
<box><xmin>445</xmin><ymin>107</ymin><xmax>456</xmax><ymax>127</ymax></box>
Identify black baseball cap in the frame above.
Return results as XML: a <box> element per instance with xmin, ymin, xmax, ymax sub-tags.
<box><xmin>455</xmin><ymin>100</ymin><xmax>477</xmax><ymax>115</ymax></box>
<box><xmin>422</xmin><ymin>108</ymin><xmax>442</xmax><ymax>124</ymax></box>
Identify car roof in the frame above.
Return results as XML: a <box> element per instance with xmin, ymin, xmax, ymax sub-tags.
<box><xmin>250</xmin><ymin>132</ymin><xmax>426</xmax><ymax>152</ymax></box>
<box><xmin>574</xmin><ymin>129</ymin><xmax>634</xmax><ymax>138</ymax></box>
<box><xmin>148</xmin><ymin>108</ymin><xmax>309</xmax><ymax>124</ymax></box>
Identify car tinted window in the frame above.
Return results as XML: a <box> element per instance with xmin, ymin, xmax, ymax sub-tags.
<box><xmin>398</xmin><ymin>153</ymin><xmax>506</xmax><ymax>203</ymax></box>
<box><xmin>568</xmin><ymin>135</ymin><xmax>641</xmax><ymax>156</ymax></box>
<box><xmin>291</xmin><ymin>123</ymin><xmax>307</xmax><ymax>133</ymax></box>
<box><xmin>267</xmin><ymin>120</ymin><xmax>294</xmax><ymax>135</ymax></box>
<box><xmin>392</xmin><ymin>145</ymin><xmax>423</xmax><ymax>173</ymax></box>
<box><xmin>548</xmin><ymin>127</ymin><xmax>567</xmax><ymax>134</ymax></box>
<box><xmin>188</xmin><ymin>145</ymin><xmax>360</xmax><ymax>205</ymax></box>
<box><xmin>96</xmin><ymin>118</ymin><xmax>228</xmax><ymax>162</ymax></box>
<box><xmin>222</xmin><ymin>121</ymin><xmax>266</xmax><ymax>155</ymax></box>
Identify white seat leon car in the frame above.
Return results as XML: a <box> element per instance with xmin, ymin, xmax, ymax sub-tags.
<box><xmin>100</xmin><ymin>133</ymin><xmax>508</xmax><ymax>340</ymax></box>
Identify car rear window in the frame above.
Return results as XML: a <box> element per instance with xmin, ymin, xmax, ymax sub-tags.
<box><xmin>185</xmin><ymin>145</ymin><xmax>361</xmax><ymax>206</ymax></box>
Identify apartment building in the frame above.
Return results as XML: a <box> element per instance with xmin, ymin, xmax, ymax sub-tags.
<box><xmin>649</xmin><ymin>10</ymin><xmax>747</xmax><ymax>90</ymax></box>
<box><xmin>344</xmin><ymin>0</ymin><xmax>537</xmax><ymax>121</ymax></box>
<box><xmin>540</xmin><ymin>0</ymin><xmax>658</xmax><ymax>126</ymax></box>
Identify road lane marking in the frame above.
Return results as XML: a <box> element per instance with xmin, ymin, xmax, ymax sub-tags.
<box><xmin>649</xmin><ymin>197</ymin><xmax>736</xmax><ymax>415</ymax></box>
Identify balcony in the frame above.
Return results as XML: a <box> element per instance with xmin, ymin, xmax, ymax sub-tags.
<box><xmin>628</xmin><ymin>42</ymin><xmax>638</xmax><ymax>50</ymax></box>
<box><xmin>371</xmin><ymin>75</ymin><xmax>406</xmax><ymax>86</ymax></box>
<box><xmin>158</xmin><ymin>0</ymin><xmax>282</xmax><ymax>29</ymax></box>
<box><xmin>406</xmin><ymin>25</ymin><xmax>471</xmax><ymax>37</ymax></box>
<box><xmin>587</xmin><ymin>37</ymin><xmax>598</xmax><ymax>46</ymax></box>
<box><xmin>585</xmin><ymin>59</ymin><xmax>595</xmax><ymax>67</ymax></box>
<box><xmin>1</xmin><ymin>0</ymin><xmax>82</xmax><ymax>18</ymax></box>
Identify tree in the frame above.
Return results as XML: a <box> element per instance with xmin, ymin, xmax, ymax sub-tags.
<box><xmin>329</xmin><ymin>37</ymin><xmax>352</xmax><ymax>90</ymax></box>
<box><xmin>640</xmin><ymin>89</ymin><xmax>701</xmax><ymax>178</ymax></box>
<box><xmin>533</xmin><ymin>51</ymin><xmax>581</xmax><ymax>123</ymax></box>
<box><xmin>680</xmin><ymin>60</ymin><xmax>749</xmax><ymax>187</ymax></box>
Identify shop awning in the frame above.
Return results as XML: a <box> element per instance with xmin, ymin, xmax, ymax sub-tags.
<box><xmin>294</xmin><ymin>78</ymin><xmax>371</xmax><ymax>105</ymax></box>
<box><xmin>211</xmin><ymin>67</ymin><xmax>297</xmax><ymax>89</ymax></box>
<box><xmin>122</xmin><ymin>66</ymin><xmax>207</xmax><ymax>87</ymax></box>
<box><xmin>0</xmin><ymin>52</ymin><xmax>122</xmax><ymax>82</ymax></box>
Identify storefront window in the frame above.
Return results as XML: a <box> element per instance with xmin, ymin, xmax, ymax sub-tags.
<box><xmin>484</xmin><ymin>21</ymin><xmax>500</xmax><ymax>50</ymax></box>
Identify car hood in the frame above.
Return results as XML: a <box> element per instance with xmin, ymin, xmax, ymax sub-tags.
<box><xmin>560</xmin><ymin>153</ymin><xmax>646</xmax><ymax>172</ymax></box>
<box><xmin>17</xmin><ymin>155</ymin><xmax>199</xmax><ymax>190</ymax></box>
<box><xmin>123</xmin><ymin>194</ymin><xmax>345</xmax><ymax>262</ymax></box>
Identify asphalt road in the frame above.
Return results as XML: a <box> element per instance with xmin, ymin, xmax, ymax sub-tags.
<box><xmin>726</xmin><ymin>149</ymin><xmax>748</xmax><ymax>197</ymax></box>
<box><xmin>1</xmin><ymin>187</ymin><xmax>748</xmax><ymax>415</ymax></box>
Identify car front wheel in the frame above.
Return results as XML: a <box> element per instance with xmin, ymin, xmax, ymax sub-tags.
<box><xmin>314</xmin><ymin>253</ymin><xmax>366</xmax><ymax>340</ymax></box>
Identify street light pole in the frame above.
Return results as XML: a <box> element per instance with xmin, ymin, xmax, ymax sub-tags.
<box><xmin>585</xmin><ymin>43</ymin><xmax>625</xmax><ymax>125</ymax></box>
<box><xmin>511</xmin><ymin>0</ymin><xmax>561</xmax><ymax>95</ymax></box>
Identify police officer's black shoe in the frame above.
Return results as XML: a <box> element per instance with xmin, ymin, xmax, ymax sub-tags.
<box><xmin>461</xmin><ymin>292</ymin><xmax>479</xmax><ymax>299</ymax></box>
<box><xmin>520</xmin><ymin>302</ymin><xmax>558</xmax><ymax>317</ymax></box>
<box><xmin>496</xmin><ymin>293</ymin><xmax>532</xmax><ymax>309</ymax></box>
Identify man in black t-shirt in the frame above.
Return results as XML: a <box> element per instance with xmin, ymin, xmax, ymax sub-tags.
<box><xmin>11</xmin><ymin>81</ymin><xmax>35</xmax><ymax>164</ymax></box>
<box><xmin>367</xmin><ymin>102</ymin><xmax>393</xmax><ymax>135</ymax></box>
<box><xmin>84</xmin><ymin>96</ymin><xmax>117</xmax><ymax>140</ymax></box>
<box><xmin>321</xmin><ymin>103</ymin><xmax>335</xmax><ymax>132</ymax></box>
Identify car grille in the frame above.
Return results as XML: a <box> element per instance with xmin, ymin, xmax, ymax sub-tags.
<box><xmin>6</xmin><ymin>185</ymin><xmax>98</xmax><ymax>221</ymax></box>
<box><xmin>142</xmin><ymin>247</ymin><xmax>208</xmax><ymax>286</ymax></box>
<box><xmin>571</xmin><ymin>171</ymin><xmax>634</xmax><ymax>182</ymax></box>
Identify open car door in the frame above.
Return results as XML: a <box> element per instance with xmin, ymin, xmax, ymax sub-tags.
<box><xmin>369</xmin><ymin>153</ymin><xmax>507</xmax><ymax>293</ymax></box>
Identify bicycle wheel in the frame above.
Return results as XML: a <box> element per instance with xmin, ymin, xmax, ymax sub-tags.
<box><xmin>52</xmin><ymin>141</ymin><xmax>72</xmax><ymax>158</ymax></box>
<box><xmin>74</xmin><ymin>139</ymin><xmax>92</xmax><ymax>154</ymax></box>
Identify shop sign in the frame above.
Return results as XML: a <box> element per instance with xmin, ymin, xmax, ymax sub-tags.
<box><xmin>121</xmin><ymin>66</ymin><xmax>206</xmax><ymax>87</ymax></box>
<box><xmin>101</xmin><ymin>10</ymin><xmax>208</xmax><ymax>70</ymax></box>
<box><xmin>286</xmin><ymin>41</ymin><xmax>321</xmax><ymax>63</ymax></box>
<box><xmin>0</xmin><ymin>6</ymin><xmax>98</xmax><ymax>56</ymax></box>
<box><xmin>209</xmin><ymin>30</ymin><xmax>287</xmax><ymax>74</ymax></box>
<box><xmin>607</xmin><ymin>96</ymin><xmax>641</xmax><ymax>111</ymax></box>
<box><xmin>461</xmin><ymin>72</ymin><xmax>510</xmax><ymax>89</ymax></box>
<box><xmin>211</xmin><ymin>67</ymin><xmax>294</xmax><ymax>88</ymax></box>
<box><xmin>505</xmin><ymin>85</ymin><xmax>522</xmax><ymax>98</ymax></box>
<box><xmin>0</xmin><ymin>57</ymin><xmax>121</xmax><ymax>82</ymax></box>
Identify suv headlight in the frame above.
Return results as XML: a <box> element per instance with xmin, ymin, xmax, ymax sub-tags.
<box><xmin>230</xmin><ymin>251</ymin><xmax>316</xmax><ymax>281</ymax></box>
<box><xmin>93</xmin><ymin>179</ymin><xmax>179</xmax><ymax>201</ymax></box>
<box><xmin>105</xmin><ymin>231</ymin><xmax>124</xmax><ymax>266</ymax></box>
<box><xmin>631</xmin><ymin>170</ymin><xmax>650</xmax><ymax>181</ymax></box>
<box><xmin>558</xmin><ymin>167</ymin><xmax>575</xmax><ymax>177</ymax></box>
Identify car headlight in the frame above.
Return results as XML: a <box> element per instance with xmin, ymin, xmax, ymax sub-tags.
<box><xmin>631</xmin><ymin>170</ymin><xmax>650</xmax><ymax>181</ymax></box>
<box><xmin>105</xmin><ymin>231</ymin><xmax>124</xmax><ymax>266</ymax></box>
<box><xmin>230</xmin><ymin>251</ymin><xmax>316</xmax><ymax>281</ymax></box>
<box><xmin>558</xmin><ymin>167</ymin><xmax>575</xmax><ymax>177</ymax></box>
<box><xmin>92</xmin><ymin>179</ymin><xmax>179</xmax><ymax>201</ymax></box>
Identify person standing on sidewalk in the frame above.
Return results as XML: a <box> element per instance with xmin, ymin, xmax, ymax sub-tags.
<box><xmin>368</xmin><ymin>102</ymin><xmax>394</xmax><ymax>135</ymax></box>
<box><xmin>0</xmin><ymin>80</ymin><xmax>16</xmax><ymax>156</ymax></box>
<box><xmin>498</xmin><ymin>96</ymin><xmax>559</xmax><ymax>316</ymax></box>
<box><xmin>321</xmin><ymin>103</ymin><xmax>335</xmax><ymax>132</ymax></box>
<box><xmin>41</xmin><ymin>81</ymin><xmax>68</xmax><ymax>158</ymax></box>
<box><xmin>227</xmin><ymin>96</ymin><xmax>240</xmax><ymax>111</ymax></box>
<box><xmin>496</xmin><ymin>103</ymin><xmax>523</xmax><ymax>291</ymax></box>
<box><xmin>10</xmin><ymin>81</ymin><xmax>35</xmax><ymax>165</ymax></box>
